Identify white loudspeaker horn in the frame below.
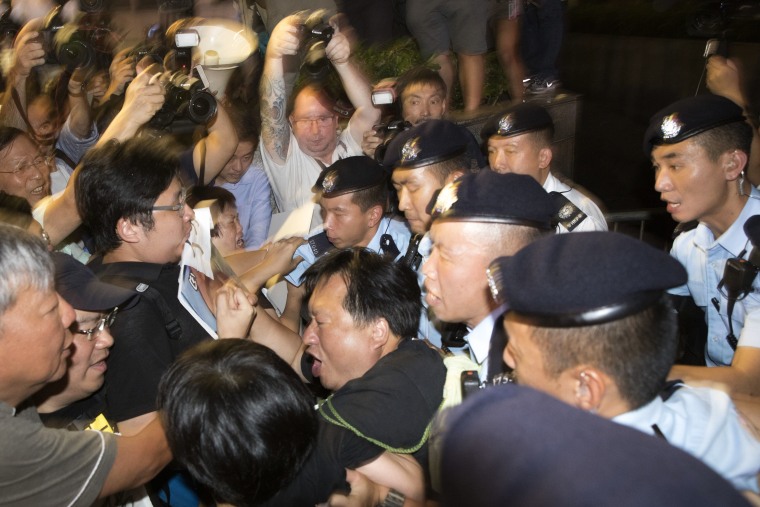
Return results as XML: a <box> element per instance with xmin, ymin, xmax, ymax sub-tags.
<box><xmin>191</xmin><ymin>18</ymin><xmax>257</xmax><ymax>98</ymax></box>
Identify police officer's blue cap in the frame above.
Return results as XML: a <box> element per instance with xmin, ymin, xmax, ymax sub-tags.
<box><xmin>312</xmin><ymin>156</ymin><xmax>387</xmax><ymax>198</ymax></box>
<box><xmin>428</xmin><ymin>171</ymin><xmax>554</xmax><ymax>230</ymax></box>
<box><xmin>643</xmin><ymin>95</ymin><xmax>745</xmax><ymax>154</ymax></box>
<box><xmin>54</xmin><ymin>252</ymin><xmax>137</xmax><ymax>312</ymax></box>
<box><xmin>487</xmin><ymin>232</ymin><xmax>687</xmax><ymax>327</ymax></box>
<box><xmin>480</xmin><ymin>102</ymin><xmax>554</xmax><ymax>140</ymax></box>
<box><xmin>382</xmin><ymin>119</ymin><xmax>486</xmax><ymax>169</ymax></box>
<box><xmin>441</xmin><ymin>384</ymin><xmax>751</xmax><ymax>507</ymax></box>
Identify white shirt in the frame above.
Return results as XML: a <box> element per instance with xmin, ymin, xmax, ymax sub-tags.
<box><xmin>260</xmin><ymin>120</ymin><xmax>363</xmax><ymax>213</ymax></box>
<box><xmin>465</xmin><ymin>305</ymin><xmax>507</xmax><ymax>378</ymax></box>
<box><xmin>543</xmin><ymin>172</ymin><xmax>608</xmax><ymax>233</ymax></box>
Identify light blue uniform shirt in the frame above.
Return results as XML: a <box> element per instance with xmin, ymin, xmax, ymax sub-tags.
<box><xmin>285</xmin><ymin>216</ymin><xmax>412</xmax><ymax>286</ymax></box>
<box><xmin>669</xmin><ymin>187</ymin><xmax>760</xmax><ymax>366</ymax></box>
<box><xmin>613</xmin><ymin>384</ymin><xmax>760</xmax><ymax>492</ymax></box>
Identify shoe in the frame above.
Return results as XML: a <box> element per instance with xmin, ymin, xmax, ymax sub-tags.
<box><xmin>525</xmin><ymin>77</ymin><xmax>562</xmax><ymax>96</ymax></box>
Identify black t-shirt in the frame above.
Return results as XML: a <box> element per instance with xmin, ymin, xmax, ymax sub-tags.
<box><xmin>88</xmin><ymin>258</ymin><xmax>211</xmax><ymax>423</ymax></box>
<box><xmin>261</xmin><ymin>339</ymin><xmax>446</xmax><ymax>506</ymax></box>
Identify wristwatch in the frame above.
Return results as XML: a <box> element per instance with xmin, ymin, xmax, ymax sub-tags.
<box><xmin>379</xmin><ymin>489</ymin><xmax>405</xmax><ymax>507</ymax></box>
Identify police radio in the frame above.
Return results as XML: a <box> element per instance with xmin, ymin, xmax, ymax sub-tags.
<box><xmin>717</xmin><ymin>215</ymin><xmax>760</xmax><ymax>349</ymax></box>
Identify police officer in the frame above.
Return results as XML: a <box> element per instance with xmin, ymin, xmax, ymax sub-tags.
<box><xmin>282</xmin><ymin>156</ymin><xmax>411</xmax><ymax>330</ymax></box>
<box><xmin>647</xmin><ymin>95</ymin><xmax>760</xmax><ymax>397</ymax></box>
<box><xmin>488</xmin><ymin>231</ymin><xmax>760</xmax><ymax>492</ymax></box>
<box><xmin>382</xmin><ymin>120</ymin><xmax>486</xmax><ymax>347</ymax></box>
<box><xmin>482</xmin><ymin>102</ymin><xmax>608</xmax><ymax>233</ymax></box>
<box><xmin>423</xmin><ymin>170</ymin><xmax>554</xmax><ymax>381</ymax></box>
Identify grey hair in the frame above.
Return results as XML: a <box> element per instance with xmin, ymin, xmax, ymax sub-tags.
<box><xmin>0</xmin><ymin>224</ymin><xmax>54</xmax><ymax>317</ymax></box>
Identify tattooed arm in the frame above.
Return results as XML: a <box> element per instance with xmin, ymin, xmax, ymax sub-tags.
<box><xmin>260</xmin><ymin>15</ymin><xmax>303</xmax><ymax>165</ymax></box>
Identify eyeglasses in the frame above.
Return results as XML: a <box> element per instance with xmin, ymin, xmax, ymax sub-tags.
<box><xmin>292</xmin><ymin>116</ymin><xmax>335</xmax><ymax>129</ymax></box>
<box><xmin>152</xmin><ymin>188</ymin><xmax>188</xmax><ymax>217</ymax></box>
<box><xmin>0</xmin><ymin>155</ymin><xmax>54</xmax><ymax>176</ymax></box>
<box><xmin>75</xmin><ymin>307</ymin><xmax>118</xmax><ymax>341</ymax></box>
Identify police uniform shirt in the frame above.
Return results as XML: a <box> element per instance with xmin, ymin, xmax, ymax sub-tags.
<box><xmin>462</xmin><ymin>304</ymin><xmax>507</xmax><ymax>378</ymax></box>
<box><xmin>613</xmin><ymin>384</ymin><xmax>760</xmax><ymax>492</ymax></box>
<box><xmin>669</xmin><ymin>186</ymin><xmax>760</xmax><ymax>366</ymax></box>
<box><xmin>285</xmin><ymin>216</ymin><xmax>412</xmax><ymax>286</ymax></box>
<box><xmin>543</xmin><ymin>172</ymin><xmax>608</xmax><ymax>233</ymax></box>
<box><xmin>416</xmin><ymin>233</ymin><xmax>444</xmax><ymax>347</ymax></box>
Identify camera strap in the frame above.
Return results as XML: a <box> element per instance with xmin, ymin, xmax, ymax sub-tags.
<box><xmin>11</xmin><ymin>87</ymin><xmax>34</xmax><ymax>134</ymax></box>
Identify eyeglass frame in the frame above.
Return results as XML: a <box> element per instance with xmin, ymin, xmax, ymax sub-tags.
<box><xmin>151</xmin><ymin>187</ymin><xmax>189</xmax><ymax>217</ymax></box>
<box><xmin>0</xmin><ymin>154</ymin><xmax>54</xmax><ymax>176</ymax></box>
<box><xmin>75</xmin><ymin>307</ymin><xmax>119</xmax><ymax>341</ymax></box>
<box><xmin>291</xmin><ymin>115</ymin><xmax>336</xmax><ymax>129</ymax></box>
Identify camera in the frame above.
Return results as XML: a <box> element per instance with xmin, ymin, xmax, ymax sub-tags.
<box><xmin>373</xmin><ymin>120</ymin><xmax>412</xmax><ymax>163</ymax></box>
<box><xmin>149</xmin><ymin>69</ymin><xmax>217</xmax><ymax>130</ymax></box>
<box><xmin>298</xmin><ymin>12</ymin><xmax>334</xmax><ymax>80</ymax></box>
<box><xmin>38</xmin><ymin>6</ymin><xmax>114</xmax><ymax>71</ymax></box>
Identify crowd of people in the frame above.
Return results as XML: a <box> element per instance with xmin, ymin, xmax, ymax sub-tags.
<box><xmin>1</xmin><ymin>1</ymin><xmax>760</xmax><ymax>506</ymax></box>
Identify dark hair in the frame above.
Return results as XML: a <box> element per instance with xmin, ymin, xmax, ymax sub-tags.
<box><xmin>75</xmin><ymin>137</ymin><xmax>180</xmax><ymax>254</ymax></box>
<box><xmin>350</xmin><ymin>182</ymin><xmax>389</xmax><ymax>213</ymax></box>
<box><xmin>692</xmin><ymin>121</ymin><xmax>753</xmax><ymax>164</ymax></box>
<box><xmin>528</xmin><ymin>127</ymin><xmax>555</xmax><ymax>150</ymax></box>
<box><xmin>288</xmin><ymin>81</ymin><xmax>336</xmax><ymax>117</ymax></box>
<box><xmin>302</xmin><ymin>248</ymin><xmax>421</xmax><ymax>339</ymax></box>
<box><xmin>527</xmin><ymin>295</ymin><xmax>678</xmax><ymax>409</ymax></box>
<box><xmin>0</xmin><ymin>192</ymin><xmax>34</xmax><ymax>229</ymax></box>
<box><xmin>225</xmin><ymin>99</ymin><xmax>260</xmax><ymax>144</ymax></box>
<box><xmin>396</xmin><ymin>66</ymin><xmax>447</xmax><ymax>103</ymax></box>
<box><xmin>0</xmin><ymin>127</ymin><xmax>27</xmax><ymax>155</ymax></box>
<box><xmin>186</xmin><ymin>186</ymin><xmax>237</xmax><ymax>238</ymax></box>
<box><xmin>157</xmin><ymin>339</ymin><xmax>318</xmax><ymax>507</ymax></box>
<box><xmin>425</xmin><ymin>152</ymin><xmax>474</xmax><ymax>183</ymax></box>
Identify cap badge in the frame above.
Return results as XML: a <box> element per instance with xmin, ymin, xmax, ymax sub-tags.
<box><xmin>401</xmin><ymin>137</ymin><xmax>421</xmax><ymax>163</ymax></box>
<box><xmin>660</xmin><ymin>114</ymin><xmax>683</xmax><ymax>139</ymax></box>
<box><xmin>497</xmin><ymin>114</ymin><xmax>514</xmax><ymax>135</ymax></box>
<box><xmin>485</xmin><ymin>265</ymin><xmax>503</xmax><ymax>303</ymax></box>
<box><xmin>558</xmin><ymin>203</ymin><xmax>574</xmax><ymax>220</ymax></box>
<box><xmin>432</xmin><ymin>180</ymin><xmax>461</xmax><ymax>215</ymax></box>
<box><xmin>321</xmin><ymin>170</ymin><xmax>338</xmax><ymax>193</ymax></box>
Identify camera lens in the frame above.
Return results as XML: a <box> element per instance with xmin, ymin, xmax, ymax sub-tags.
<box><xmin>187</xmin><ymin>91</ymin><xmax>217</xmax><ymax>124</ymax></box>
<box><xmin>59</xmin><ymin>40</ymin><xmax>93</xmax><ymax>68</ymax></box>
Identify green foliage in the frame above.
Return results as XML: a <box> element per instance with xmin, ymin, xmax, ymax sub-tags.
<box><xmin>353</xmin><ymin>37</ymin><xmax>511</xmax><ymax>109</ymax></box>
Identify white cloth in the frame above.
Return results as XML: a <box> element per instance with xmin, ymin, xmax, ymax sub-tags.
<box><xmin>260</xmin><ymin>120</ymin><xmax>363</xmax><ymax>213</ymax></box>
<box><xmin>669</xmin><ymin>188</ymin><xmax>760</xmax><ymax>366</ymax></box>
<box><xmin>464</xmin><ymin>305</ymin><xmax>507</xmax><ymax>378</ymax></box>
<box><xmin>543</xmin><ymin>172</ymin><xmax>608</xmax><ymax>233</ymax></box>
<box><xmin>613</xmin><ymin>384</ymin><xmax>760</xmax><ymax>492</ymax></box>
<box><xmin>49</xmin><ymin>117</ymin><xmax>98</xmax><ymax>194</ymax></box>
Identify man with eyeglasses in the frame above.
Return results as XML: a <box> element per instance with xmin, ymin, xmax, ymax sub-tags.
<box><xmin>35</xmin><ymin>253</ymin><xmax>135</xmax><ymax>430</ymax></box>
<box><xmin>75</xmin><ymin>135</ymin><xmax>209</xmax><ymax>427</ymax></box>
<box><xmin>0</xmin><ymin>127</ymin><xmax>53</xmax><ymax>207</ymax></box>
<box><xmin>260</xmin><ymin>13</ymin><xmax>381</xmax><ymax>213</ymax></box>
<box><xmin>76</xmin><ymin>135</ymin><xmax>216</xmax><ymax>503</ymax></box>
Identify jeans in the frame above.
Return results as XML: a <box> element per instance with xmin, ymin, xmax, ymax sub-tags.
<box><xmin>521</xmin><ymin>0</ymin><xmax>565</xmax><ymax>81</ymax></box>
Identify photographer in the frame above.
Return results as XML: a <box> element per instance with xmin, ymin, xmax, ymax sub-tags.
<box><xmin>362</xmin><ymin>66</ymin><xmax>447</xmax><ymax>160</ymax></box>
<box><xmin>1</xmin><ymin>19</ymin><xmax>100</xmax><ymax>194</ymax></box>
<box><xmin>259</xmin><ymin>12</ymin><xmax>380</xmax><ymax>213</ymax></box>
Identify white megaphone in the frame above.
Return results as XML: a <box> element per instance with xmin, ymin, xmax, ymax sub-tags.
<box><xmin>189</xmin><ymin>18</ymin><xmax>257</xmax><ymax>99</ymax></box>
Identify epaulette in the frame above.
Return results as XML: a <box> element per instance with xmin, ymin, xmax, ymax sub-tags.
<box><xmin>549</xmin><ymin>191</ymin><xmax>587</xmax><ymax>231</ymax></box>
